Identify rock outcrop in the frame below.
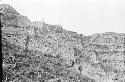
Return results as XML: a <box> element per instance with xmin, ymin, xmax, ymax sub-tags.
<box><xmin>1</xmin><ymin>4</ymin><xmax>125</xmax><ymax>82</ymax></box>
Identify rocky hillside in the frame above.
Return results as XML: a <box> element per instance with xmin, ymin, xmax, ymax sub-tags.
<box><xmin>1</xmin><ymin>4</ymin><xmax>125</xmax><ymax>82</ymax></box>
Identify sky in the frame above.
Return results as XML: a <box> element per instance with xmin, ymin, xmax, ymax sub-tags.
<box><xmin>1</xmin><ymin>0</ymin><xmax>125</xmax><ymax>35</ymax></box>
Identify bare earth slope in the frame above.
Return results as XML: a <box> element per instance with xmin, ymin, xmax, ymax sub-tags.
<box><xmin>1</xmin><ymin>4</ymin><xmax>125</xmax><ymax>82</ymax></box>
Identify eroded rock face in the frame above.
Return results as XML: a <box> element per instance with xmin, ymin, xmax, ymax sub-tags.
<box><xmin>1</xmin><ymin>4</ymin><xmax>31</xmax><ymax>27</ymax></box>
<box><xmin>0</xmin><ymin>4</ymin><xmax>19</xmax><ymax>15</ymax></box>
<box><xmin>1</xmin><ymin>4</ymin><xmax>125</xmax><ymax>82</ymax></box>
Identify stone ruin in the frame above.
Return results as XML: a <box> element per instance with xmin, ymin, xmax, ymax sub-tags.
<box><xmin>1</xmin><ymin>4</ymin><xmax>125</xmax><ymax>82</ymax></box>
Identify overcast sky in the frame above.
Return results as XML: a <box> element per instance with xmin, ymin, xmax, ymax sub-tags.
<box><xmin>1</xmin><ymin>0</ymin><xmax>125</xmax><ymax>35</ymax></box>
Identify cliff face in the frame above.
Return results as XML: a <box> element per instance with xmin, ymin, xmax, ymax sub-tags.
<box><xmin>1</xmin><ymin>4</ymin><xmax>125</xmax><ymax>82</ymax></box>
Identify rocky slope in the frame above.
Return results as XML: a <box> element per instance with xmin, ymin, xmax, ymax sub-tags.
<box><xmin>1</xmin><ymin>4</ymin><xmax>125</xmax><ymax>82</ymax></box>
